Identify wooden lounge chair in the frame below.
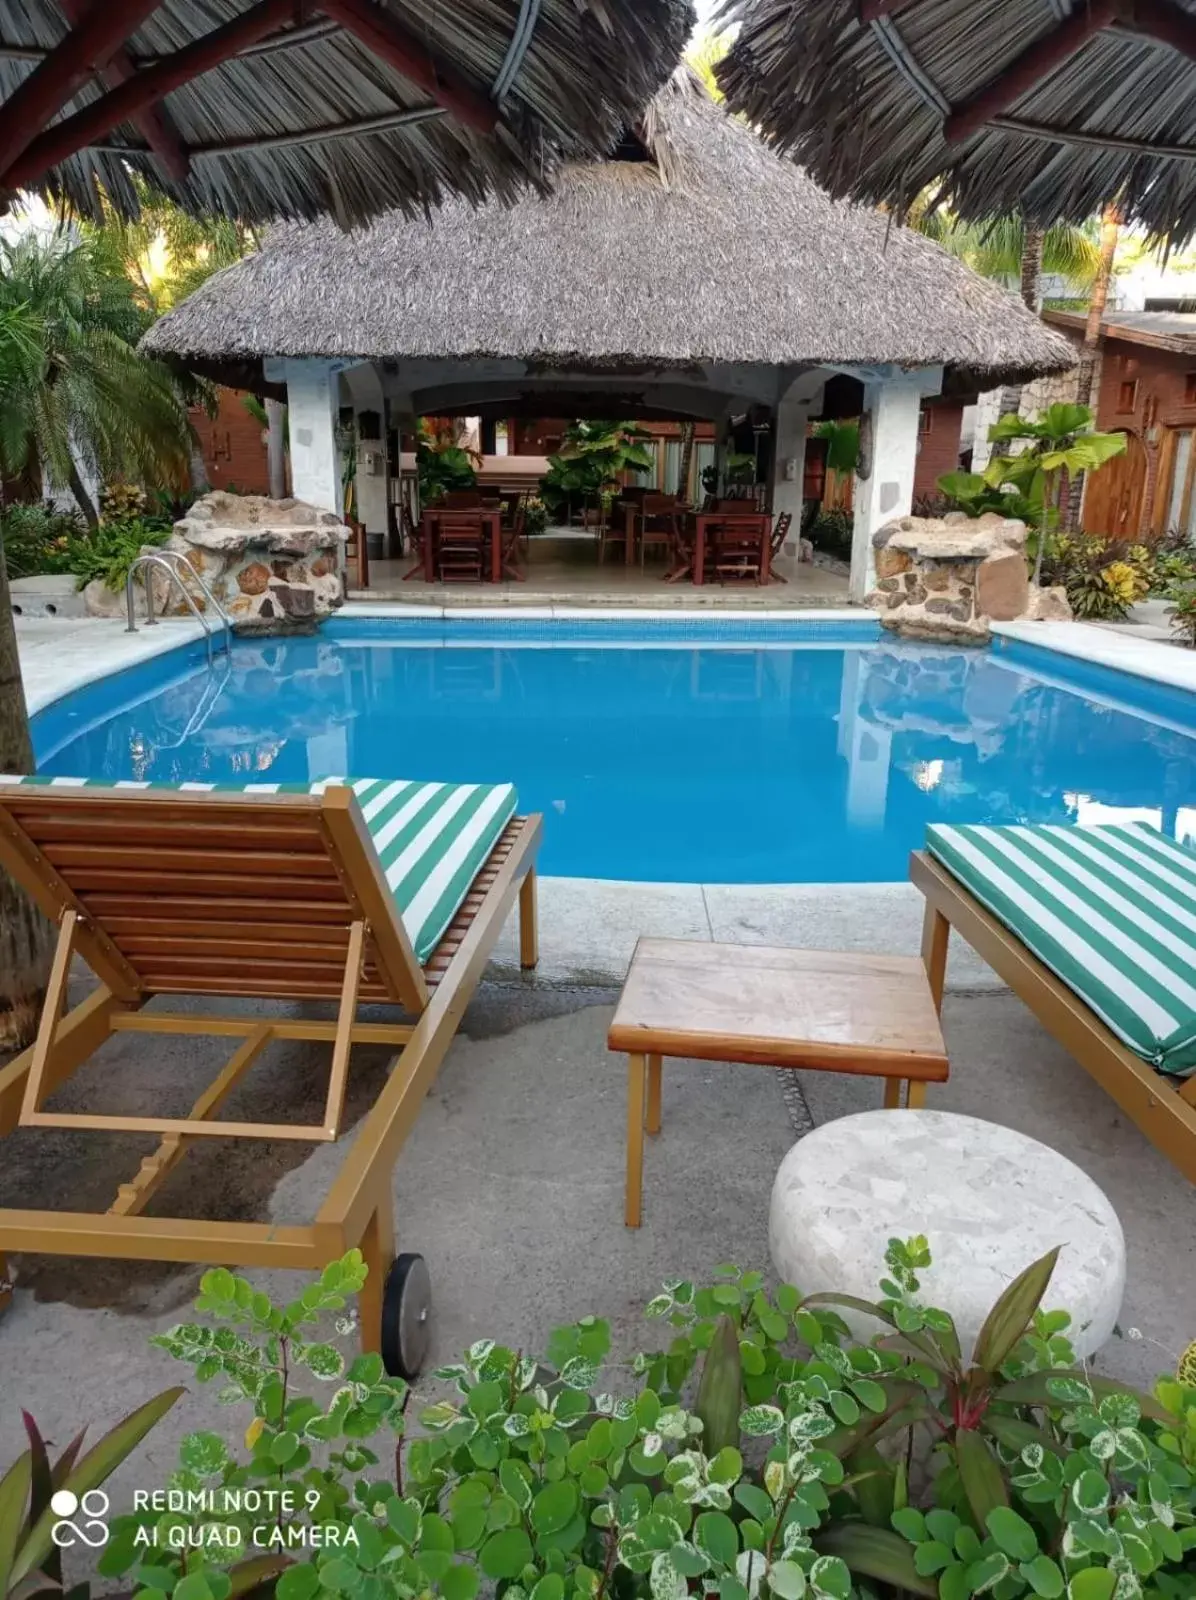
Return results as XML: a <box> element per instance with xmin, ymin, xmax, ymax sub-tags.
<box><xmin>913</xmin><ymin>821</ymin><xmax>1196</xmax><ymax>1184</ymax></box>
<box><xmin>769</xmin><ymin>512</ymin><xmax>793</xmax><ymax>582</ymax></box>
<box><xmin>0</xmin><ymin>775</ymin><xmax>542</xmax><ymax>1376</ymax></box>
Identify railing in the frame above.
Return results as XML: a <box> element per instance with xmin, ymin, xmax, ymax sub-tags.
<box><xmin>125</xmin><ymin>551</ymin><xmax>232</xmax><ymax>668</ymax></box>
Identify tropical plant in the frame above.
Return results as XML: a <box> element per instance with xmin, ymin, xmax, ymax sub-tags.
<box><xmin>53</xmin><ymin>1239</ymin><xmax>1191</xmax><ymax>1600</ymax></box>
<box><xmin>416</xmin><ymin>421</ymin><xmax>479</xmax><ymax>504</ymax></box>
<box><xmin>0</xmin><ymin>502</ymin><xmax>86</xmax><ymax>580</ymax></box>
<box><xmin>523</xmin><ymin>496</ymin><xmax>549</xmax><ymax>537</ymax></box>
<box><xmin>1067</xmin><ymin>205</ymin><xmax>1122</xmax><ymax>528</ymax></box>
<box><xmin>981</xmin><ymin>405</ymin><xmax>1127</xmax><ymax>587</ymax></box>
<box><xmin>1036</xmin><ymin>533</ymin><xmax>1152</xmax><ymax>621</ymax></box>
<box><xmin>0</xmin><ymin>230</ymin><xmax>200</xmax><ymax>526</ymax></box>
<box><xmin>1168</xmin><ymin>589</ymin><xmax>1196</xmax><ymax>648</ymax></box>
<box><xmin>812</xmin><ymin>420</ymin><xmax>860</xmax><ymax>477</ymax></box>
<box><xmin>911</xmin><ymin>210</ymin><xmax>1100</xmax><ymax>304</ymax></box>
<box><xmin>0</xmin><ymin>1388</ymin><xmax>183</xmax><ymax>1599</ymax></box>
<box><xmin>807</xmin><ymin>507</ymin><xmax>853</xmax><ymax>561</ymax></box>
<box><xmin>539</xmin><ymin>421</ymin><xmax>653</xmax><ymax>523</ymax></box>
<box><xmin>67</xmin><ymin>519</ymin><xmax>172</xmax><ymax>592</ymax></box>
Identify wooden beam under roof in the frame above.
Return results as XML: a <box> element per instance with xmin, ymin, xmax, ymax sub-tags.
<box><xmin>318</xmin><ymin>0</ymin><xmax>498</xmax><ymax>134</ymax></box>
<box><xmin>0</xmin><ymin>0</ymin><xmax>162</xmax><ymax>176</ymax></box>
<box><xmin>943</xmin><ymin>0</ymin><xmax>1117</xmax><ymax>145</ymax></box>
<box><xmin>60</xmin><ymin>0</ymin><xmax>190</xmax><ymax>182</ymax></box>
<box><xmin>2</xmin><ymin>0</ymin><xmax>296</xmax><ymax>190</ymax></box>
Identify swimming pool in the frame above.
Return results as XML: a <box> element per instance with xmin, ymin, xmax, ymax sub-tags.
<box><xmin>30</xmin><ymin>616</ymin><xmax>1196</xmax><ymax>883</ymax></box>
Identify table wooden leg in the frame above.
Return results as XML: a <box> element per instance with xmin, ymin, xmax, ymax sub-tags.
<box><xmin>625</xmin><ymin>1053</ymin><xmax>648</xmax><ymax>1227</ymax></box>
<box><xmin>0</xmin><ymin>1252</ymin><xmax>12</xmax><ymax>1315</ymax></box>
<box><xmin>921</xmin><ymin>902</ymin><xmax>949</xmax><ymax>1014</ymax></box>
<box><xmin>905</xmin><ymin>1080</ymin><xmax>927</xmax><ymax>1109</ymax></box>
<box><xmin>625</xmin><ymin>508</ymin><xmax>635</xmax><ymax>567</ymax></box>
<box><xmin>759</xmin><ymin>520</ymin><xmax>772</xmax><ymax>585</ymax></box>
<box><xmin>646</xmin><ymin>1054</ymin><xmax>662</xmax><ymax>1136</ymax></box>
<box><xmin>693</xmin><ymin>523</ymin><xmax>705</xmax><ymax>585</ymax></box>
<box><xmin>491</xmin><ymin>514</ymin><xmax>502</xmax><ymax>584</ymax></box>
<box><xmin>423</xmin><ymin>516</ymin><xmax>435</xmax><ymax>582</ymax></box>
<box><xmin>883</xmin><ymin>1078</ymin><xmax>902</xmax><ymax>1109</ymax></box>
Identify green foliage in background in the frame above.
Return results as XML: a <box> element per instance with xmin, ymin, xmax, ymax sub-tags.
<box><xmin>540</xmin><ymin>422</ymin><xmax>654</xmax><ymax>522</ymax></box>
<box><xmin>0</xmin><ymin>231</ymin><xmax>205</xmax><ymax>525</ymax></box>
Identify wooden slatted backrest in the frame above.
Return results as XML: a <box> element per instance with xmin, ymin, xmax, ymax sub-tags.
<box><xmin>0</xmin><ymin>785</ymin><xmax>427</xmax><ymax>1012</ymax></box>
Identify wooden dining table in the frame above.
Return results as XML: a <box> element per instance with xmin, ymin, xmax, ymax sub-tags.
<box><xmin>420</xmin><ymin>507</ymin><xmax>504</xmax><ymax>583</ymax></box>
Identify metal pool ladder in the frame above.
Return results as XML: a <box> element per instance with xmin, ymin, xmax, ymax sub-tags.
<box><xmin>125</xmin><ymin>551</ymin><xmax>232</xmax><ymax>667</ymax></box>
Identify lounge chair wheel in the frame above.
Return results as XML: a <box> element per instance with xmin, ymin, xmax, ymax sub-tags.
<box><xmin>381</xmin><ymin>1251</ymin><xmax>432</xmax><ymax>1380</ymax></box>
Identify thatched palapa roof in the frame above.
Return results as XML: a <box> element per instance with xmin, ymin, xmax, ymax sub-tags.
<box><xmin>0</xmin><ymin>0</ymin><xmax>692</xmax><ymax>224</ymax></box>
<box><xmin>142</xmin><ymin>73</ymin><xmax>1074</xmax><ymax>390</ymax></box>
<box><xmin>719</xmin><ymin>0</ymin><xmax>1196</xmax><ymax>244</ymax></box>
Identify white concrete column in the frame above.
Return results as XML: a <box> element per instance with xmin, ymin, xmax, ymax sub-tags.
<box><xmin>770</xmin><ymin>392</ymin><xmax>809</xmax><ymax>527</ymax></box>
<box><xmin>283</xmin><ymin>359</ymin><xmax>342</xmax><ymax>515</ymax></box>
<box><xmin>342</xmin><ymin>363</ymin><xmax>390</xmax><ymax>541</ymax></box>
<box><xmin>850</xmin><ymin>370</ymin><xmax>942</xmax><ymax>603</ymax></box>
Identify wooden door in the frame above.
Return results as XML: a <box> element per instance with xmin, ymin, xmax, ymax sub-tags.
<box><xmin>1082</xmin><ymin>428</ymin><xmax>1146</xmax><ymax>539</ymax></box>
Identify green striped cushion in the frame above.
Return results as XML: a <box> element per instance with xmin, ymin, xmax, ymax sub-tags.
<box><xmin>0</xmin><ymin>774</ymin><xmax>517</xmax><ymax>965</ymax></box>
<box><xmin>927</xmin><ymin>823</ymin><xmax>1196</xmax><ymax>1079</ymax></box>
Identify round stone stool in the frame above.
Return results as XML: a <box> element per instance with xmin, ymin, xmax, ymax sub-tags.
<box><xmin>770</xmin><ymin>1110</ymin><xmax>1125</xmax><ymax>1359</ymax></box>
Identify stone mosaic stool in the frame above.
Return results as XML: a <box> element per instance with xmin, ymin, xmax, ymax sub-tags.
<box><xmin>769</xmin><ymin>1108</ymin><xmax>1125</xmax><ymax>1359</ymax></box>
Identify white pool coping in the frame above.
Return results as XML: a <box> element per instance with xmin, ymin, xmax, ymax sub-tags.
<box><xmin>17</xmin><ymin>616</ymin><xmax>208</xmax><ymax>717</ymax></box>
<box><xmin>343</xmin><ymin>603</ymin><xmax>869</xmax><ymax>623</ymax></box>
<box><xmin>992</xmin><ymin>619</ymin><xmax>1196</xmax><ymax>695</ymax></box>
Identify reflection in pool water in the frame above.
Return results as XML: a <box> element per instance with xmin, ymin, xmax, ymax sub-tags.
<box><xmin>32</xmin><ymin>627</ymin><xmax>1196</xmax><ymax>883</ymax></box>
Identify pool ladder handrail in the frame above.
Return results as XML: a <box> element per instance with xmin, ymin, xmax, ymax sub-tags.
<box><xmin>125</xmin><ymin>551</ymin><xmax>232</xmax><ymax>668</ymax></box>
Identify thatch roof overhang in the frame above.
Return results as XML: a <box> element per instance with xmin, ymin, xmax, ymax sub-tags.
<box><xmin>142</xmin><ymin>74</ymin><xmax>1076</xmax><ymax>404</ymax></box>
<box><xmin>0</xmin><ymin>0</ymin><xmax>692</xmax><ymax>224</ymax></box>
<box><xmin>719</xmin><ymin>0</ymin><xmax>1196</xmax><ymax>244</ymax></box>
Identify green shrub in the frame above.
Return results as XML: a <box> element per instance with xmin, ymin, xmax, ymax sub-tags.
<box><xmin>1039</xmin><ymin>534</ymin><xmax>1151</xmax><ymax>622</ymax></box>
<box><xmin>523</xmin><ymin>496</ymin><xmax>548</xmax><ymax>537</ymax></box>
<box><xmin>68</xmin><ymin>518</ymin><xmax>170</xmax><ymax>591</ymax></box>
<box><xmin>9</xmin><ymin>1239</ymin><xmax>1176</xmax><ymax>1600</ymax></box>
<box><xmin>807</xmin><ymin>508</ymin><xmax>853</xmax><ymax>561</ymax></box>
<box><xmin>0</xmin><ymin>501</ymin><xmax>86</xmax><ymax>579</ymax></box>
<box><xmin>1169</xmin><ymin>589</ymin><xmax>1196</xmax><ymax>648</ymax></box>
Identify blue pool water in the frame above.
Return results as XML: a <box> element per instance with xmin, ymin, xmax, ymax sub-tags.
<box><xmin>31</xmin><ymin>619</ymin><xmax>1196</xmax><ymax>883</ymax></box>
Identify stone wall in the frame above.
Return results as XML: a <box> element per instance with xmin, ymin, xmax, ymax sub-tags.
<box><xmin>152</xmin><ymin>492</ymin><xmax>348</xmax><ymax>633</ymax></box>
<box><xmin>868</xmin><ymin>512</ymin><xmax>1069</xmax><ymax>643</ymax></box>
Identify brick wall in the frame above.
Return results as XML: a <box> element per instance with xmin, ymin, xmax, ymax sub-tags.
<box><xmin>189</xmin><ymin>387</ymin><xmax>273</xmax><ymax>495</ymax></box>
<box><xmin>913</xmin><ymin>401</ymin><xmax>964</xmax><ymax>500</ymax></box>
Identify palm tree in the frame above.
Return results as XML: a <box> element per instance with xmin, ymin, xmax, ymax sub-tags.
<box><xmin>913</xmin><ymin>210</ymin><xmax>1100</xmax><ymax>299</ymax></box>
<box><xmin>0</xmin><ymin>300</ymin><xmax>54</xmax><ymax>1047</ymax></box>
<box><xmin>0</xmin><ymin>228</ymin><xmax>197</xmax><ymax>525</ymax></box>
<box><xmin>1067</xmin><ymin>204</ymin><xmax>1122</xmax><ymax>527</ymax></box>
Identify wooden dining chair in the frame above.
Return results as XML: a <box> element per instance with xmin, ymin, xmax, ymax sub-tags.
<box><xmin>443</xmin><ymin>489</ymin><xmax>483</xmax><ymax>509</ymax></box>
<box><xmin>346</xmin><ymin>517</ymin><xmax>369</xmax><ymax>590</ymax></box>
<box><xmin>437</xmin><ymin>512</ymin><xmax>486</xmax><ymax>582</ymax></box>
<box><xmin>402</xmin><ymin>504</ymin><xmax>429</xmax><ymax>581</ymax></box>
<box><xmin>501</xmin><ymin>495</ymin><xmax>527</xmax><ymax>580</ymax></box>
<box><xmin>639</xmin><ymin>493</ymin><xmax>679</xmax><ymax>569</ymax></box>
<box><xmin>769</xmin><ymin>512</ymin><xmax>793</xmax><ymax>583</ymax></box>
<box><xmin>709</xmin><ymin>513</ymin><xmax>768</xmax><ymax>584</ymax></box>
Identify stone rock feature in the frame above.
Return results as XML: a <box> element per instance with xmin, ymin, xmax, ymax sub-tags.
<box><xmin>867</xmin><ymin>512</ymin><xmax>1067</xmax><ymax>643</ymax></box>
<box><xmin>143</xmin><ymin>492</ymin><xmax>349</xmax><ymax>634</ymax></box>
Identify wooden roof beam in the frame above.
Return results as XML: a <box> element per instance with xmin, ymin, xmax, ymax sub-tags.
<box><xmin>0</xmin><ymin>0</ymin><xmax>162</xmax><ymax>176</ymax></box>
<box><xmin>2</xmin><ymin>0</ymin><xmax>297</xmax><ymax>190</ymax></box>
<box><xmin>59</xmin><ymin>0</ymin><xmax>190</xmax><ymax>183</ymax></box>
<box><xmin>944</xmin><ymin>0</ymin><xmax>1117</xmax><ymax>145</ymax></box>
<box><xmin>317</xmin><ymin>0</ymin><xmax>498</xmax><ymax>134</ymax></box>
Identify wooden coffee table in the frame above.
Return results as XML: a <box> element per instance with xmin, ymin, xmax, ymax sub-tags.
<box><xmin>608</xmin><ymin>939</ymin><xmax>950</xmax><ymax>1227</ymax></box>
